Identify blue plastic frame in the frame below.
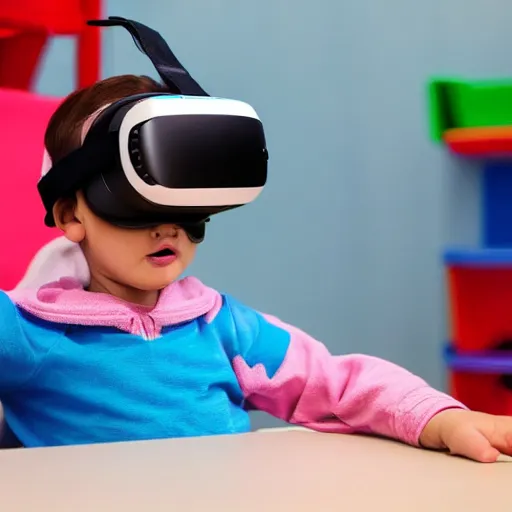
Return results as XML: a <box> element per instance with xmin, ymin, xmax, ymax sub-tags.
<box><xmin>444</xmin><ymin>247</ymin><xmax>512</xmax><ymax>266</ymax></box>
<box><xmin>444</xmin><ymin>344</ymin><xmax>512</xmax><ymax>373</ymax></box>
<box><xmin>444</xmin><ymin>161</ymin><xmax>512</xmax><ymax>266</ymax></box>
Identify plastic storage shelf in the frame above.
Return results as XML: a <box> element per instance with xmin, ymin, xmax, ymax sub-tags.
<box><xmin>429</xmin><ymin>76</ymin><xmax>512</xmax><ymax>415</ymax></box>
<box><xmin>445</xmin><ymin>344</ymin><xmax>512</xmax><ymax>414</ymax></box>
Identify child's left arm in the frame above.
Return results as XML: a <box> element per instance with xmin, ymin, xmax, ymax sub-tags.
<box><xmin>222</xmin><ymin>296</ymin><xmax>512</xmax><ymax>462</ymax></box>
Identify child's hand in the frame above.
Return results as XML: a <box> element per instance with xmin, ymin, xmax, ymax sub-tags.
<box><xmin>419</xmin><ymin>409</ymin><xmax>512</xmax><ymax>462</ymax></box>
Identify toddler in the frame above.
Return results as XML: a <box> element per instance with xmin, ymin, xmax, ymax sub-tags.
<box><xmin>1</xmin><ymin>73</ymin><xmax>512</xmax><ymax>463</ymax></box>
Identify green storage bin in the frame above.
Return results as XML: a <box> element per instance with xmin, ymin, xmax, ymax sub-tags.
<box><xmin>449</xmin><ymin>80</ymin><xmax>512</xmax><ymax>127</ymax></box>
<box><xmin>428</xmin><ymin>78</ymin><xmax>512</xmax><ymax>141</ymax></box>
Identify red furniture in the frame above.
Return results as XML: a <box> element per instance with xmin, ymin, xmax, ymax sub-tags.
<box><xmin>450</xmin><ymin>371</ymin><xmax>512</xmax><ymax>416</ymax></box>
<box><xmin>0</xmin><ymin>88</ymin><xmax>61</xmax><ymax>290</ymax></box>
<box><xmin>444</xmin><ymin>126</ymin><xmax>512</xmax><ymax>157</ymax></box>
<box><xmin>0</xmin><ymin>0</ymin><xmax>102</xmax><ymax>91</ymax></box>
<box><xmin>447</xmin><ymin>265</ymin><xmax>512</xmax><ymax>351</ymax></box>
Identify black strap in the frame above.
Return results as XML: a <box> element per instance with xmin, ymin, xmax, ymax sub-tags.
<box><xmin>37</xmin><ymin>134</ymin><xmax>118</xmax><ymax>215</ymax></box>
<box><xmin>87</xmin><ymin>16</ymin><xmax>209</xmax><ymax>97</ymax></box>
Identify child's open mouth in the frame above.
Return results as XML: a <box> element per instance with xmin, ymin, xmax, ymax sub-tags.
<box><xmin>146</xmin><ymin>247</ymin><xmax>177</xmax><ymax>267</ymax></box>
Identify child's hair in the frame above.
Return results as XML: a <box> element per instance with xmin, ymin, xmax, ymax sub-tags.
<box><xmin>44</xmin><ymin>74</ymin><xmax>170</xmax><ymax>164</ymax></box>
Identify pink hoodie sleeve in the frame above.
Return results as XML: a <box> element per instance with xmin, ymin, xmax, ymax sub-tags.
<box><xmin>226</xmin><ymin>303</ymin><xmax>466</xmax><ymax>446</ymax></box>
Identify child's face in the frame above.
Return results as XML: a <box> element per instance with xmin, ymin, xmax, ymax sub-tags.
<box><xmin>56</xmin><ymin>192</ymin><xmax>197</xmax><ymax>302</ymax></box>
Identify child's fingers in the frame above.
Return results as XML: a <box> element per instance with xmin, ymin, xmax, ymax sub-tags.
<box><xmin>447</xmin><ymin>427</ymin><xmax>500</xmax><ymax>463</ymax></box>
<box><xmin>484</xmin><ymin>419</ymin><xmax>512</xmax><ymax>457</ymax></box>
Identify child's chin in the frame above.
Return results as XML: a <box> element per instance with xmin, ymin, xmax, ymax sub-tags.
<box><xmin>135</xmin><ymin>274</ymin><xmax>180</xmax><ymax>291</ymax></box>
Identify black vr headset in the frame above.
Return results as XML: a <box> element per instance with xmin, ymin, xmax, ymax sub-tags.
<box><xmin>38</xmin><ymin>16</ymin><xmax>268</xmax><ymax>243</ymax></box>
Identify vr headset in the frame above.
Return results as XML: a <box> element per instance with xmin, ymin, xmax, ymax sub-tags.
<box><xmin>38</xmin><ymin>16</ymin><xmax>268</xmax><ymax>243</ymax></box>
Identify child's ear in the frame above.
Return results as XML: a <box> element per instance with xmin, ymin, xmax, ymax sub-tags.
<box><xmin>53</xmin><ymin>197</ymin><xmax>85</xmax><ymax>243</ymax></box>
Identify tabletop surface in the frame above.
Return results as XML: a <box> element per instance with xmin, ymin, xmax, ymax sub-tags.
<box><xmin>0</xmin><ymin>430</ymin><xmax>510</xmax><ymax>511</ymax></box>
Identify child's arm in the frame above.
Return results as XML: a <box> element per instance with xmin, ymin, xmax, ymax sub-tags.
<box><xmin>218</xmin><ymin>295</ymin><xmax>465</xmax><ymax>446</ymax></box>
<box><xmin>0</xmin><ymin>291</ymin><xmax>38</xmax><ymax>391</ymax></box>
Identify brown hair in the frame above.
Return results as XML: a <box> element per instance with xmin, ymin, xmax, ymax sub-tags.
<box><xmin>44</xmin><ymin>74</ymin><xmax>170</xmax><ymax>163</ymax></box>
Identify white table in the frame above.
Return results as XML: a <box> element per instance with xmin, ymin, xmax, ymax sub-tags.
<box><xmin>0</xmin><ymin>430</ymin><xmax>511</xmax><ymax>511</ymax></box>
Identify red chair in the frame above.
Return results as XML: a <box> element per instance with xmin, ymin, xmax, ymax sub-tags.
<box><xmin>0</xmin><ymin>0</ymin><xmax>102</xmax><ymax>91</ymax></box>
<box><xmin>0</xmin><ymin>88</ymin><xmax>61</xmax><ymax>291</ymax></box>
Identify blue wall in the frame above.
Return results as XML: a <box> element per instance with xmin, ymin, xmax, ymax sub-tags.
<box><xmin>36</xmin><ymin>1</ymin><xmax>509</xmax><ymax>426</ymax></box>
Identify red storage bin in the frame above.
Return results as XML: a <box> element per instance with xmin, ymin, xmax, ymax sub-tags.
<box><xmin>445</xmin><ymin>343</ymin><xmax>512</xmax><ymax>415</ymax></box>
<box><xmin>450</xmin><ymin>372</ymin><xmax>512</xmax><ymax>415</ymax></box>
<box><xmin>446</xmin><ymin>250</ymin><xmax>512</xmax><ymax>351</ymax></box>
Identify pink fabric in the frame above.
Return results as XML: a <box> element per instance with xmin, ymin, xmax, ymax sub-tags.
<box><xmin>40</xmin><ymin>148</ymin><xmax>52</xmax><ymax>177</ymax></box>
<box><xmin>204</xmin><ymin>294</ymin><xmax>223</xmax><ymax>323</ymax></box>
<box><xmin>15</xmin><ymin>237</ymin><xmax>90</xmax><ymax>289</ymax></box>
<box><xmin>8</xmin><ymin>276</ymin><xmax>222</xmax><ymax>340</ymax></box>
<box><xmin>233</xmin><ymin>314</ymin><xmax>466</xmax><ymax>446</ymax></box>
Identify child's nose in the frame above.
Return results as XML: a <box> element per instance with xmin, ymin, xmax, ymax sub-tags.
<box><xmin>150</xmin><ymin>224</ymin><xmax>179</xmax><ymax>239</ymax></box>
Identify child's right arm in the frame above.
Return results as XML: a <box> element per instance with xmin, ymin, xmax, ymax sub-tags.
<box><xmin>0</xmin><ymin>291</ymin><xmax>38</xmax><ymax>391</ymax></box>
